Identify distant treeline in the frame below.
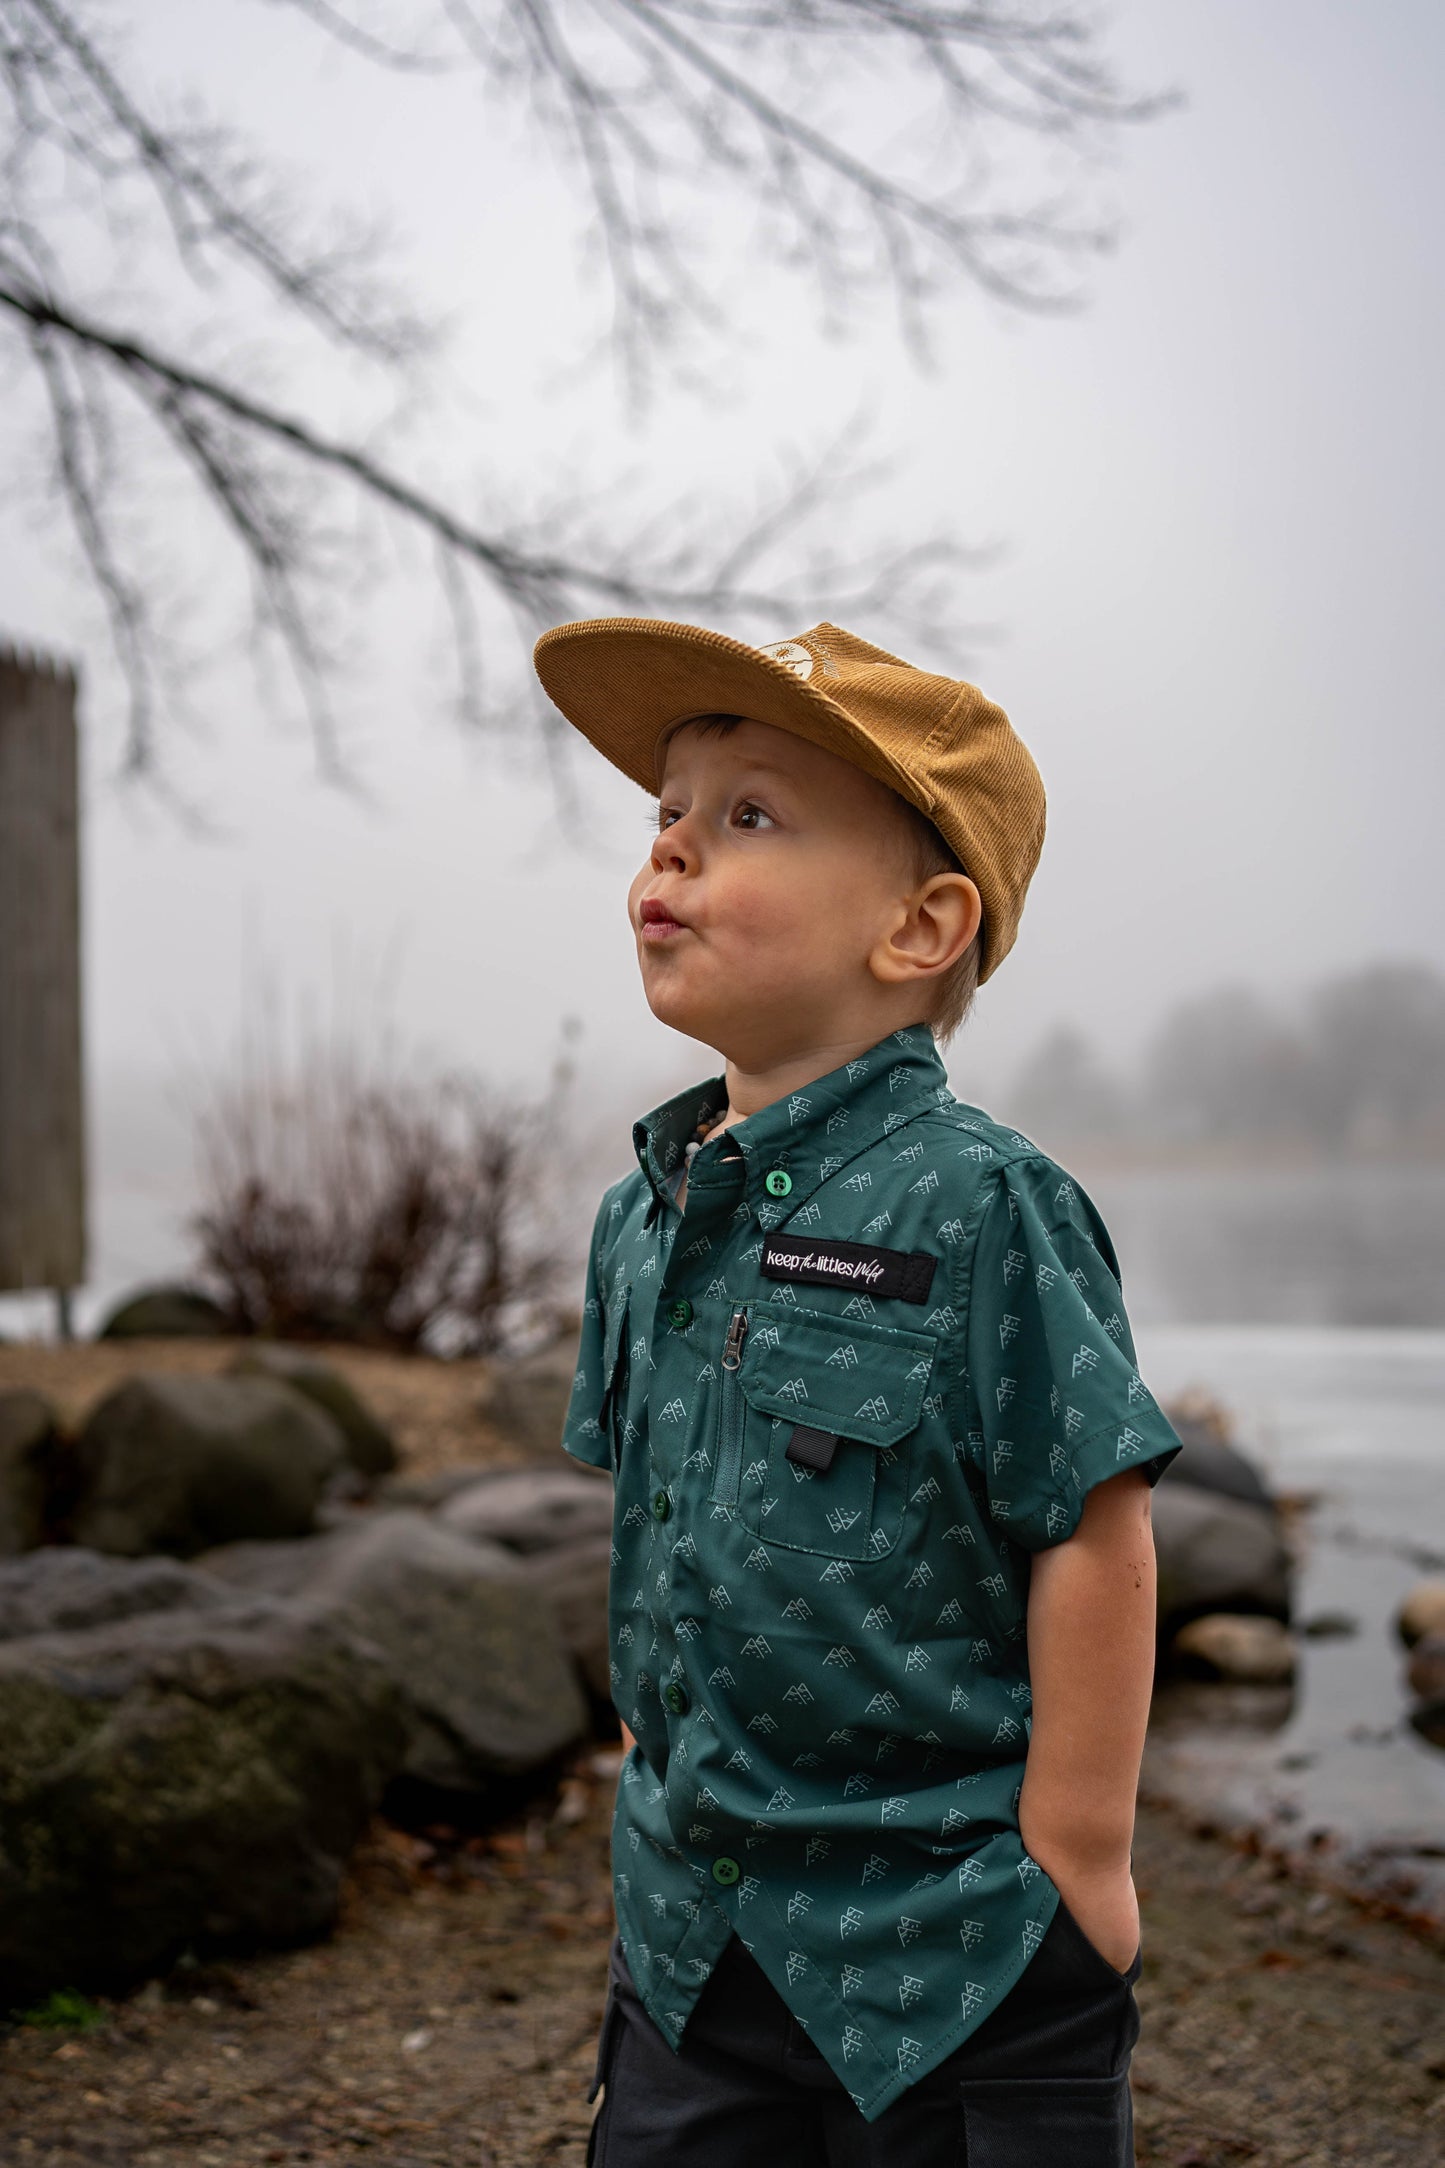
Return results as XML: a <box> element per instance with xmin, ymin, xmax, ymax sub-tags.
<box><xmin>1009</xmin><ymin>961</ymin><xmax>1445</xmax><ymax>1157</ymax></box>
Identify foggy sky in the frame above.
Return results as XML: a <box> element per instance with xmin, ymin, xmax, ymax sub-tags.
<box><xmin>3</xmin><ymin>0</ymin><xmax>1444</xmax><ymax>1308</ymax></box>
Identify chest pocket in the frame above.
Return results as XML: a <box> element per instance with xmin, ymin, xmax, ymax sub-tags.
<box><xmin>735</xmin><ymin>1300</ymin><xmax>937</xmax><ymax>1562</ymax></box>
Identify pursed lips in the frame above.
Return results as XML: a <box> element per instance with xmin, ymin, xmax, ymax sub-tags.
<box><xmin>640</xmin><ymin>897</ymin><xmax>689</xmax><ymax>941</ymax></box>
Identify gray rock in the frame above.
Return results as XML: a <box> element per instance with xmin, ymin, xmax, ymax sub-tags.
<box><xmin>1151</xmin><ymin>1482</ymin><xmax>1293</xmax><ymax>1631</ymax></box>
<box><xmin>97</xmin><ymin>1285</ymin><xmax>232</xmax><ymax>1339</ymax></box>
<box><xmin>0</xmin><ymin>1576</ymin><xmax>405</xmax><ymax>2002</ymax></box>
<box><xmin>68</xmin><ymin>1374</ymin><xmax>347</xmax><ymax>1558</ymax></box>
<box><xmin>378</xmin><ymin>1465</ymin><xmax>499</xmax><ymax>1511</ymax></box>
<box><xmin>439</xmin><ymin>1468</ymin><xmax>614</xmax><ymax>1554</ymax></box>
<box><xmin>1156</xmin><ymin>1413</ymin><xmax>1276</xmax><ymax>1511</ymax></box>
<box><xmin>1169</xmin><ymin>1612</ymin><xmax>1298</xmax><ymax>1683</ymax></box>
<box><xmin>517</xmin><ymin>1534</ymin><xmax>613</xmax><ymax>1703</ymax></box>
<box><xmin>197</xmin><ymin>1510</ymin><xmax>587</xmax><ymax>1792</ymax></box>
<box><xmin>1407</xmin><ymin>1632</ymin><xmax>1445</xmax><ymax>1703</ymax></box>
<box><xmin>0</xmin><ymin>1547</ymin><xmax>239</xmax><ymax>1641</ymax></box>
<box><xmin>228</xmin><ymin>1345</ymin><xmax>397</xmax><ymax>1478</ymax></box>
<box><xmin>476</xmin><ymin>1330</ymin><xmax>582</xmax><ymax>1459</ymax></box>
<box><xmin>0</xmin><ymin>1390</ymin><xmax>57</xmax><ymax>1556</ymax></box>
<box><xmin>1396</xmin><ymin>1580</ymin><xmax>1445</xmax><ymax>1649</ymax></box>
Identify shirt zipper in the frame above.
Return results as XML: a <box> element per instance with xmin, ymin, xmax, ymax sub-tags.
<box><xmin>709</xmin><ymin>1305</ymin><xmax>750</xmax><ymax>1509</ymax></box>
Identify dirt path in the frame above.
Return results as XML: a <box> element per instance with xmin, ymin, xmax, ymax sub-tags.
<box><xmin>4</xmin><ymin>1741</ymin><xmax>1442</xmax><ymax>2168</ymax></box>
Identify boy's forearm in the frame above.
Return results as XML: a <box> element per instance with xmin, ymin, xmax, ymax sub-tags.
<box><xmin>1017</xmin><ymin>1467</ymin><xmax>1157</xmax><ymax>1885</ymax></box>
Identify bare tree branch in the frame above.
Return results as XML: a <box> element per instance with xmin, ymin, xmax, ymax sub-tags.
<box><xmin>270</xmin><ymin>0</ymin><xmax>1175</xmax><ymax>384</ymax></box>
<box><xmin>0</xmin><ymin>0</ymin><xmax>1175</xmax><ymax>784</ymax></box>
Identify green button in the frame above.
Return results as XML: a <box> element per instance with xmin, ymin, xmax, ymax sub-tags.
<box><xmin>711</xmin><ymin>1855</ymin><xmax>741</xmax><ymax>1887</ymax></box>
<box><xmin>664</xmin><ymin>1682</ymin><xmax>690</xmax><ymax>1715</ymax></box>
<box><xmin>652</xmin><ymin>1489</ymin><xmax>671</xmax><ymax>1522</ymax></box>
<box><xmin>668</xmin><ymin>1297</ymin><xmax>693</xmax><ymax>1329</ymax></box>
<box><xmin>765</xmin><ymin>1168</ymin><xmax>792</xmax><ymax>1197</ymax></box>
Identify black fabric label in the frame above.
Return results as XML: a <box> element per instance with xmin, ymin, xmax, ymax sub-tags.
<box><xmin>760</xmin><ymin>1231</ymin><xmax>938</xmax><ymax>1304</ymax></box>
<box><xmin>785</xmin><ymin>1424</ymin><xmax>840</xmax><ymax>1472</ymax></box>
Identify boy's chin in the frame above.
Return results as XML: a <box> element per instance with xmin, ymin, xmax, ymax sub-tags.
<box><xmin>643</xmin><ymin>979</ymin><xmax>742</xmax><ymax>1053</ymax></box>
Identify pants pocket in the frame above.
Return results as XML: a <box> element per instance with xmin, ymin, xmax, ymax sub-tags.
<box><xmin>1053</xmin><ymin>1895</ymin><xmax>1143</xmax><ymax>1987</ymax></box>
<box><xmin>587</xmin><ymin>1974</ymin><xmax>625</xmax><ymax>2107</ymax></box>
<box><xmin>957</xmin><ymin>2071</ymin><xmax>1133</xmax><ymax>2168</ymax></box>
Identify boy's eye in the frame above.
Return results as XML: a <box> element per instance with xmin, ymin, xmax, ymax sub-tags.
<box><xmin>653</xmin><ymin>801</ymin><xmax>774</xmax><ymax>832</ymax></box>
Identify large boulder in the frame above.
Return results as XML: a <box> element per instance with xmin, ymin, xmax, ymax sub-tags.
<box><xmin>517</xmin><ymin>1535</ymin><xmax>613</xmax><ymax>1705</ymax></box>
<box><xmin>1156</xmin><ymin>1411</ymin><xmax>1275</xmax><ymax>1512</ymax></box>
<box><xmin>0</xmin><ymin>1552</ymin><xmax>405</xmax><ymax>2003</ymax></box>
<box><xmin>197</xmin><ymin>1510</ymin><xmax>587</xmax><ymax>1795</ymax></box>
<box><xmin>0</xmin><ymin>1547</ymin><xmax>238</xmax><ymax>1641</ymax></box>
<box><xmin>0</xmin><ymin>1391</ymin><xmax>57</xmax><ymax>1556</ymax></box>
<box><xmin>1151</xmin><ymin>1482</ymin><xmax>1293</xmax><ymax>1632</ymax></box>
<box><xmin>67</xmin><ymin>1375</ymin><xmax>347</xmax><ymax>1558</ymax></box>
<box><xmin>98</xmin><ymin>1285</ymin><xmax>231</xmax><ymax>1339</ymax></box>
<box><xmin>439</xmin><ymin>1468</ymin><xmax>614</xmax><ymax>1554</ymax></box>
<box><xmin>379</xmin><ymin>1464</ymin><xmax>499</xmax><ymax>1511</ymax></box>
<box><xmin>228</xmin><ymin>1345</ymin><xmax>397</xmax><ymax>1479</ymax></box>
<box><xmin>476</xmin><ymin>1329</ymin><xmax>582</xmax><ymax>1459</ymax></box>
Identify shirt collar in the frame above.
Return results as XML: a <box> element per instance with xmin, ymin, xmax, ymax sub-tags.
<box><xmin>631</xmin><ymin>1022</ymin><xmax>953</xmax><ymax>1229</ymax></box>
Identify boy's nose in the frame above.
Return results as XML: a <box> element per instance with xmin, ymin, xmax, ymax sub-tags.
<box><xmin>652</xmin><ymin>820</ymin><xmax>692</xmax><ymax>871</ymax></box>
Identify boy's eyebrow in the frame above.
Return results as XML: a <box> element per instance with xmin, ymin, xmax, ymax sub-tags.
<box><xmin>659</xmin><ymin>753</ymin><xmax>799</xmax><ymax>789</ymax></box>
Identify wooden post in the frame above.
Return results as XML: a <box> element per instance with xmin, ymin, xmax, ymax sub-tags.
<box><xmin>0</xmin><ymin>643</ymin><xmax>86</xmax><ymax>1314</ymax></box>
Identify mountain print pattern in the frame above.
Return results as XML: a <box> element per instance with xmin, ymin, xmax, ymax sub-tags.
<box><xmin>561</xmin><ymin>1021</ymin><xmax>1183</xmax><ymax>2123</ymax></box>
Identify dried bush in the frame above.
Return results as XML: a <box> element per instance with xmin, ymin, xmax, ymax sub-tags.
<box><xmin>189</xmin><ymin>1033</ymin><xmax>579</xmax><ymax>1358</ymax></box>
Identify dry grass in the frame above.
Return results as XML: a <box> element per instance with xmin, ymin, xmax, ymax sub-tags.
<box><xmin>0</xmin><ymin>1336</ymin><xmax>537</xmax><ymax>1481</ymax></box>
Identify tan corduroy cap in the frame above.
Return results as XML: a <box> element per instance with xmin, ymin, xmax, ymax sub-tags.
<box><xmin>533</xmin><ymin>617</ymin><xmax>1046</xmax><ymax>982</ymax></box>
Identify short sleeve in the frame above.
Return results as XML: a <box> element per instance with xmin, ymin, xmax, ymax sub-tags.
<box><xmin>558</xmin><ymin>1190</ymin><xmax>617</xmax><ymax>1471</ymax></box>
<box><xmin>965</xmin><ymin>1157</ymin><xmax>1183</xmax><ymax>1549</ymax></box>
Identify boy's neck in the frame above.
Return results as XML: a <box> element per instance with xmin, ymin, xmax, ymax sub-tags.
<box><xmin>711</xmin><ymin>1022</ymin><xmax>930</xmax><ymax>1137</ymax></box>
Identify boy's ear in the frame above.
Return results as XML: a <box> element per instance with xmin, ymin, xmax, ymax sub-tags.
<box><xmin>869</xmin><ymin>872</ymin><xmax>982</xmax><ymax>986</ymax></box>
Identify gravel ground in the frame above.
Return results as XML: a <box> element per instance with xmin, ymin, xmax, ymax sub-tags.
<box><xmin>2</xmin><ymin>1748</ymin><xmax>1442</xmax><ymax>2168</ymax></box>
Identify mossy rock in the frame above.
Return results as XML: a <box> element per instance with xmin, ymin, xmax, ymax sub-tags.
<box><xmin>97</xmin><ymin>1287</ymin><xmax>231</xmax><ymax>1340</ymax></box>
<box><xmin>0</xmin><ymin>1569</ymin><xmax>405</xmax><ymax>2003</ymax></box>
<box><xmin>228</xmin><ymin>1346</ymin><xmax>397</xmax><ymax>1478</ymax></box>
<box><xmin>68</xmin><ymin>1375</ymin><xmax>346</xmax><ymax>1558</ymax></box>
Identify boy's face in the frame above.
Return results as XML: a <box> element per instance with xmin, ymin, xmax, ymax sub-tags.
<box><xmin>627</xmin><ymin>715</ymin><xmax>970</xmax><ymax>1069</ymax></box>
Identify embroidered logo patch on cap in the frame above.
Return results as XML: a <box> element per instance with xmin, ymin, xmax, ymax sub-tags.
<box><xmin>761</xmin><ymin>1231</ymin><xmax>938</xmax><ymax>1304</ymax></box>
<box><xmin>757</xmin><ymin>639</ymin><xmax>815</xmax><ymax>679</ymax></box>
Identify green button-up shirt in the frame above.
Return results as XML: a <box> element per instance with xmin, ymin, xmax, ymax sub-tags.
<box><xmin>561</xmin><ymin>1022</ymin><xmax>1183</xmax><ymax>2122</ymax></box>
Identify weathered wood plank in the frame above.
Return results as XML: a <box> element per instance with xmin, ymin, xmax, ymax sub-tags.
<box><xmin>0</xmin><ymin>642</ymin><xmax>86</xmax><ymax>1292</ymax></box>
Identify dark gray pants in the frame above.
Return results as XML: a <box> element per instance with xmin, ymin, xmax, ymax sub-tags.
<box><xmin>585</xmin><ymin>1903</ymin><xmax>1143</xmax><ymax>2166</ymax></box>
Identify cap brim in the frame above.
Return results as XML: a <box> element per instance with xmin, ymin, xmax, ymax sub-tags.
<box><xmin>533</xmin><ymin>617</ymin><xmax>928</xmax><ymax>811</ymax></box>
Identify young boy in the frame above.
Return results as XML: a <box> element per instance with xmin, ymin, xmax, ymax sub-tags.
<box><xmin>533</xmin><ymin>617</ymin><xmax>1184</xmax><ymax>2165</ymax></box>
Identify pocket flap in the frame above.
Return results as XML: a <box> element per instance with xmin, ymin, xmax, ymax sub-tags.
<box><xmin>599</xmin><ymin>1291</ymin><xmax>631</xmax><ymax>1430</ymax></box>
<box><xmin>738</xmin><ymin>1300</ymin><xmax>937</xmax><ymax>1448</ymax></box>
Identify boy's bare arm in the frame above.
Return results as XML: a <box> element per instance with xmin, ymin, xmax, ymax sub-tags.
<box><xmin>1016</xmin><ymin>1466</ymin><xmax>1157</xmax><ymax>1974</ymax></box>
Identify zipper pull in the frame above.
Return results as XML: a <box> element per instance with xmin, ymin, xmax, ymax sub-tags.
<box><xmin>721</xmin><ymin>1306</ymin><xmax>749</xmax><ymax>1371</ymax></box>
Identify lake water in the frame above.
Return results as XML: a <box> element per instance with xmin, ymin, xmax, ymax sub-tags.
<box><xmin>1134</xmin><ymin>1323</ymin><xmax>1445</xmax><ymax>1924</ymax></box>
<box><xmin>1065</xmin><ymin>1162</ymin><xmax>1445</xmax><ymax>1920</ymax></box>
<box><xmin>1079</xmin><ymin>1159</ymin><xmax>1445</xmax><ymax>1332</ymax></box>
